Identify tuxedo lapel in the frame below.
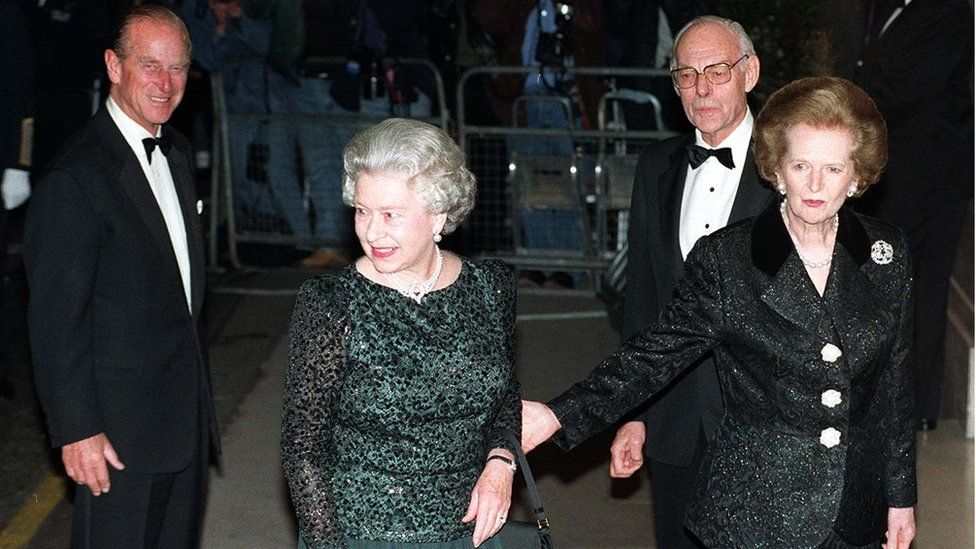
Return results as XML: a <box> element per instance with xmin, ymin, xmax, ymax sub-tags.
<box><xmin>97</xmin><ymin>111</ymin><xmax>192</xmax><ymax>318</ymax></box>
<box><xmin>168</xmin><ymin>135</ymin><xmax>205</xmax><ymax>319</ymax></box>
<box><xmin>660</xmin><ymin>135</ymin><xmax>693</xmax><ymax>276</ymax></box>
<box><xmin>729</xmin><ymin>149</ymin><xmax>774</xmax><ymax>224</ymax></box>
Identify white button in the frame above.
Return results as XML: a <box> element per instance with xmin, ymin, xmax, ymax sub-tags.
<box><xmin>820</xmin><ymin>427</ymin><xmax>841</xmax><ymax>448</ymax></box>
<box><xmin>821</xmin><ymin>343</ymin><xmax>842</xmax><ymax>363</ymax></box>
<box><xmin>821</xmin><ymin>390</ymin><xmax>842</xmax><ymax>408</ymax></box>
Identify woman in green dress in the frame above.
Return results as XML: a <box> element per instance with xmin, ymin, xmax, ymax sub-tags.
<box><xmin>282</xmin><ymin>118</ymin><xmax>521</xmax><ymax>549</ymax></box>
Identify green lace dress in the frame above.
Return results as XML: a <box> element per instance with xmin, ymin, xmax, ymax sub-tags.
<box><xmin>283</xmin><ymin>258</ymin><xmax>520</xmax><ymax>549</ymax></box>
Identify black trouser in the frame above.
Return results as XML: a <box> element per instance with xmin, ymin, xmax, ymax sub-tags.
<box><xmin>70</xmin><ymin>428</ymin><xmax>209</xmax><ymax>549</ymax></box>
<box><xmin>647</xmin><ymin>427</ymin><xmax>707</xmax><ymax>549</ymax></box>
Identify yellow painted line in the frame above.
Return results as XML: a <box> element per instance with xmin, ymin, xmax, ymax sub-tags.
<box><xmin>0</xmin><ymin>473</ymin><xmax>66</xmax><ymax>549</ymax></box>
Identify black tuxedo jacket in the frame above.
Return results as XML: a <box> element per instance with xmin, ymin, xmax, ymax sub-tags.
<box><xmin>551</xmin><ymin>203</ymin><xmax>917</xmax><ymax>547</ymax></box>
<box><xmin>24</xmin><ymin>107</ymin><xmax>217</xmax><ymax>473</ymax></box>
<box><xmin>854</xmin><ymin>0</ymin><xmax>974</xmax><ymax>217</ymax></box>
<box><xmin>624</xmin><ymin>132</ymin><xmax>773</xmax><ymax>466</ymax></box>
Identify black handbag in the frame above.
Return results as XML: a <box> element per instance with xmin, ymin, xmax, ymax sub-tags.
<box><xmin>491</xmin><ymin>433</ymin><xmax>554</xmax><ymax>548</ymax></box>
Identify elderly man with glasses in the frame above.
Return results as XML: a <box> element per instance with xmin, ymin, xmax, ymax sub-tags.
<box><xmin>607</xmin><ymin>15</ymin><xmax>773</xmax><ymax>549</ymax></box>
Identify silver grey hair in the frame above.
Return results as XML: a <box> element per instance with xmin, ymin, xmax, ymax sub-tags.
<box><xmin>341</xmin><ymin>118</ymin><xmax>476</xmax><ymax>234</ymax></box>
<box><xmin>670</xmin><ymin>15</ymin><xmax>756</xmax><ymax>70</ymax></box>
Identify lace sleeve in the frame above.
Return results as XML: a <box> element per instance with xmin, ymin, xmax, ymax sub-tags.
<box><xmin>281</xmin><ymin>276</ymin><xmax>349</xmax><ymax>548</ymax></box>
<box><xmin>483</xmin><ymin>261</ymin><xmax>522</xmax><ymax>457</ymax></box>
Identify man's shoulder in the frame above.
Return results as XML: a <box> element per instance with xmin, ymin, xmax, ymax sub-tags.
<box><xmin>168</xmin><ymin>126</ymin><xmax>193</xmax><ymax>160</ymax></box>
<box><xmin>637</xmin><ymin>133</ymin><xmax>692</xmax><ymax>167</ymax></box>
<box><xmin>629</xmin><ymin>133</ymin><xmax>692</xmax><ymax>197</ymax></box>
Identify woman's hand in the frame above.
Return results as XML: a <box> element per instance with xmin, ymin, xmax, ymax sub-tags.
<box><xmin>882</xmin><ymin>507</ymin><xmax>915</xmax><ymax>549</ymax></box>
<box><xmin>521</xmin><ymin>400</ymin><xmax>561</xmax><ymax>453</ymax></box>
<box><xmin>462</xmin><ymin>452</ymin><xmax>514</xmax><ymax>547</ymax></box>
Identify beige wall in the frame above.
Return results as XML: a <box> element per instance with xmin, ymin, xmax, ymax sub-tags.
<box><xmin>942</xmin><ymin>201</ymin><xmax>974</xmax><ymax>424</ymax></box>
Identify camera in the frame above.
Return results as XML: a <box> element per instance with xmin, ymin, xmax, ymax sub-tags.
<box><xmin>535</xmin><ymin>1</ymin><xmax>573</xmax><ymax>67</ymax></box>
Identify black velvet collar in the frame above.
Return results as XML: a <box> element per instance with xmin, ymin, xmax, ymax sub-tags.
<box><xmin>751</xmin><ymin>200</ymin><xmax>870</xmax><ymax>277</ymax></box>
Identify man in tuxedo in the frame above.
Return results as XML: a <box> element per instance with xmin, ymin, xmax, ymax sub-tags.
<box><xmin>24</xmin><ymin>5</ymin><xmax>217</xmax><ymax>547</ymax></box>
<box><xmin>854</xmin><ymin>0</ymin><xmax>974</xmax><ymax>431</ymax></box>
<box><xmin>606</xmin><ymin>16</ymin><xmax>773</xmax><ymax>548</ymax></box>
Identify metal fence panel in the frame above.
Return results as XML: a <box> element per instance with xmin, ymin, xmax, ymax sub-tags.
<box><xmin>458</xmin><ymin>65</ymin><xmax>679</xmax><ymax>287</ymax></box>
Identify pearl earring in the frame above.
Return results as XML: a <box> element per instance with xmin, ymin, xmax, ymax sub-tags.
<box><xmin>776</xmin><ymin>182</ymin><xmax>786</xmax><ymax>195</ymax></box>
<box><xmin>846</xmin><ymin>183</ymin><xmax>858</xmax><ymax>198</ymax></box>
<box><xmin>433</xmin><ymin>233</ymin><xmax>442</xmax><ymax>243</ymax></box>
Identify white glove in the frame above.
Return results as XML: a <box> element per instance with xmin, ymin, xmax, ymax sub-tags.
<box><xmin>2</xmin><ymin>168</ymin><xmax>31</xmax><ymax>210</ymax></box>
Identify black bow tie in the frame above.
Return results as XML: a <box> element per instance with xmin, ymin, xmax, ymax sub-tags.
<box><xmin>687</xmin><ymin>144</ymin><xmax>735</xmax><ymax>170</ymax></box>
<box><xmin>142</xmin><ymin>135</ymin><xmax>172</xmax><ymax>164</ymax></box>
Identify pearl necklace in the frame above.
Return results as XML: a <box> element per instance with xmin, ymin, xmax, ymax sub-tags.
<box><xmin>383</xmin><ymin>245</ymin><xmax>444</xmax><ymax>304</ymax></box>
<box><xmin>780</xmin><ymin>201</ymin><xmax>837</xmax><ymax>269</ymax></box>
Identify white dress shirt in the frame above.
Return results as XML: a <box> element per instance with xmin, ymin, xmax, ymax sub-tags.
<box><xmin>106</xmin><ymin>97</ymin><xmax>192</xmax><ymax>311</ymax></box>
<box><xmin>679</xmin><ymin>109</ymin><xmax>754</xmax><ymax>260</ymax></box>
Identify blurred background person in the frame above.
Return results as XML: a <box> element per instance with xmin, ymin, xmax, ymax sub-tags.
<box><xmin>18</xmin><ymin>0</ymin><xmax>115</xmax><ymax>178</ymax></box>
<box><xmin>853</xmin><ymin>0</ymin><xmax>974</xmax><ymax>432</ymax></box>
<box><xmin>475</xmin><ymin>0</ymin><xmax>606</xmax><ymax>288</ymax></box>
<box><xmin>184</xmin><ymin>0</ymin><xmax>358</xmax><ymax>269</ymax></box>
<box><xmin>603</xmin><ymin>0</ymin><xmax>713</xmax><ymax>132</ymax></box>
<box><xmin>0</xmin><ymin>0</ymin><xmax>34</xmax><ymax>401</ymax></box>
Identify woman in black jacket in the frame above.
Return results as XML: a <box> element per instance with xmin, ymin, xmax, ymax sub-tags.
<box><xmin>521</xmin><ymin>76</ymin><xmax>916</xmax><ymax>549</ymax></box>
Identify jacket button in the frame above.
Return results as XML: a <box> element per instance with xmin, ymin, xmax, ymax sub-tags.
<box><xmin>821</xmin><ymin>343</ymin><xmax>842</xmax><ymax>363</ymax></box>
<box><xmin>821</xmin><ymin>390</ymin><xmax>842</xmax><ymax>408</ymax></box>
<box><xmin>820</xmin><ymin>427</ymin><xmax>841</xmax><ymax>448</ymax></box>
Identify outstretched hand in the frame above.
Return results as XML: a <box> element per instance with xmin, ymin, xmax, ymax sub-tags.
<box><xmin>520</xmin><ymin>400</ymin><xmax>561</xmax><ymax>453</ymax></box>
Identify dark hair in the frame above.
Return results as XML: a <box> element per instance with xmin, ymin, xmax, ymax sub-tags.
<box><xmin>112</xmin><ymin>4</ymin><xmax>192</xmax><ymax>60</ymax></box>
<box><xmin>753</xmin><ymin>76</ymin><xmax>887</xmax><ymax>194</ymax></box>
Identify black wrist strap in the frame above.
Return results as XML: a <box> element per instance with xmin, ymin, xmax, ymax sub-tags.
<box><xmin>487</xmin><ymin>454</ymin><xmax>516</xmax><ymax>468</ymax></box>
<box><xmin>505</xmin><ymin>432</ymin><xmax>553</xmax><ymax>536</ymax></box>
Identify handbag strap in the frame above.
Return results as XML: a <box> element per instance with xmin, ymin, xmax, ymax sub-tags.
<box><xmin>505</xmin><ymin>432</ymin><xmax>552</xmax><ymax>534</ymax></box>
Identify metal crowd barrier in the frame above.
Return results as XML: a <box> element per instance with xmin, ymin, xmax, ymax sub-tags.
<box><xmin>457</xmin><ymin>65</ymin><xmax>679</xmax><ymax>288</ymax></box>
<box><xmin>209</xmin><ymin>57</ymin><xmax>449</xmax><ymax>269</ymax></box>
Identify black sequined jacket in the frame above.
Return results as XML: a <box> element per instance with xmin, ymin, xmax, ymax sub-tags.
<box><xmin>282</xmin><ymin>259</ymin><xmax>521</xmax><ymax>547</ymax></box>
<box><xmin>549</xmin><ymin>203</ymin><xmax>916</xmax><ymax>548</ymax></box>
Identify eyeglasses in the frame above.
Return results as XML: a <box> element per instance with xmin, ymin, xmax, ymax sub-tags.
<box><xmin>670</xmin><ymin>55</ymin><xmax>748</xmax><ymax>89</ymax></box>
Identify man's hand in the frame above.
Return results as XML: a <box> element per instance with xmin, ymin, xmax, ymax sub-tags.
<box><xmin>461</xmin><ymin>451</ymin><xmax>514</xmax><ymax>547</ymax></box>
<box><xmin>520</xmin><ymin>400</ymin><xmax>560</xmax><ymax>453</ymax></box>
<box><xmin>61</xmin><ymin>433</ymin><xmax>125</xmax><ymax>496</ymax></box>
<box><xmin>882</xmin><ymin>507</ymin><xmax>915</xmax><ymax>549</ymax></box>
<box><xmin>610</xmin><ymin>421</ymin><xmax>645</xmax><ymax>478</ymax></box>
